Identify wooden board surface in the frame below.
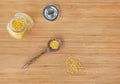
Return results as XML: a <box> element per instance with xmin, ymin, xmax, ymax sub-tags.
<box><xmin>0</xmin><ymin>0</ymin><xmax>120</xmax><ymax>84</ymax></box>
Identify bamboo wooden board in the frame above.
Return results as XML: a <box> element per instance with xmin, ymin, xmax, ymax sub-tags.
<box><xmin>0</xmin><ymin>0</ymin><xmax>120</xmax><ymax>84</ymax></box>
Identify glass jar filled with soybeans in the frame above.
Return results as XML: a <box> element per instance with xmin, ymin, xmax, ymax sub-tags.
<box><xmin>7</xmin><ymin>13</ymin><xmax>34</xmax><ymax>39</ymax></box>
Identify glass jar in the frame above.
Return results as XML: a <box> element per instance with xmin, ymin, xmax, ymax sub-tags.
<box><xmin>7</xmin><ymin>13</ymin><xmax>34</xmax><ymax>39</ymax></box>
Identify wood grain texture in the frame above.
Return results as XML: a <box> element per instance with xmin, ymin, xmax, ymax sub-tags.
<box><xmin>0</xmin><ymin>0</ymin><xmax>120</xmax><ymax>84</ymax></box>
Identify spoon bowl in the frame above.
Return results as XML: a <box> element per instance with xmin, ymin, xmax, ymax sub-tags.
<box><xmin>47</xmin><ymin>38</ymin><xmax>62</xmax><ymax>52</ymax></box>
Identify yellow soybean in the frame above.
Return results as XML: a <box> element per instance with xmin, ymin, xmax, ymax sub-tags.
<box><xmin>66</xmin><ymin>57</ymin><xmax>82</xmax><ymax>74</ymax></box>
<box><xmin>49</xmin><ymin>40</ymin><xmax>59</xmax><ymax>50</ymax></box>
<box><xmin>11</xmin><ymin>18</ymin><xmax>24</xmax><ymax>31</ymax></box>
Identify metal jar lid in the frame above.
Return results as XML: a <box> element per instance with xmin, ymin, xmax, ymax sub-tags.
<box><xmin>43</xmin><ymin>5</ymin><xmax>59</xmax><ymax>21</ymax></box>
